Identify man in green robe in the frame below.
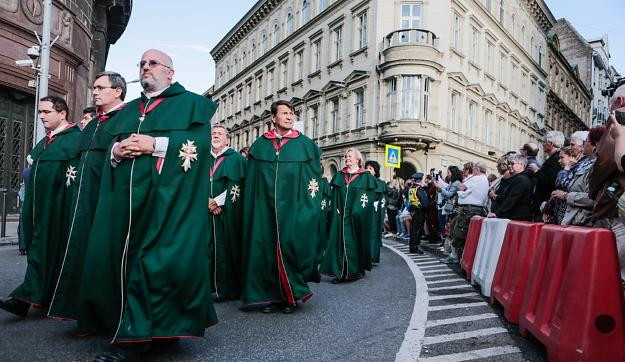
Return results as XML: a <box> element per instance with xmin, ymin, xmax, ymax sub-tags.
<box><xmin>320</xmin><ymin>148</ymin><xmax>378</xmax><ymax>282</ymax></box>
<box><xmin>76</xmin><ymin>50</ymin><xmax>218</xmax><ymax>361</ymax></box>
<box><xmin>364</xmin><ymin>160</ymin><xmax>388</xmax><ymax>264</ymax></box>
<box><xmin>316</xmin><ymin>172</ymin><xmax>332</xmax><ymax>264</ymax></box>
<box><xmin>48</xmin><ymin>71</ymin><xmax>127</xmax><ymax>320</ymax></box>
<box><xmin>242</xmin><ymin>100</ymin><xmax>322</xmax><ymax>314</ymax></box>
<box><xmin>208</xmin><ymin>125</ymin><xmax>246</xmax><ymax>301</ymax></box>
<box><xmin>0</xmin><ymin>96</ymin><xmax>81</xmax><ymax>317</ymax></box>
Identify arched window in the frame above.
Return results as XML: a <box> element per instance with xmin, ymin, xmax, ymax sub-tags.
<box><xmin>301</xmin><ymin>0</ymin><xmax>310</xmax><ymax>24</ymax></box>
<box><xmin>251</xmin><ymin>42</ymin><xmax>257</xmax><ymax>61</ymax></box>
<box><xmin>273</xmin><ymin>23</ymin><xmax>280</xmax><ymax>46</ymax></box>
<box><xmin>530</xmin><ymin>36</ymin><xmax>535</xmax><ymax>58</ymax></box>
<box><xmin>499</xmin><ymin>0</ymin><xmax>504</xmax><ymax>25</ymax></box>
<box><xmin>286</xmin><ymin>12</ymin><xmax>294</xmax><ymax>36</ymax></box>
<box><xmin>511</xmin><ymin>13</ymin><xmax>516</xmax><ymax>36</ymax></box>
<box><xmin>538</xmin><ymin>45</ymin><xmax>543</xmax><ymax>67</ymax></box>
<box><xmin>242</xmin><ymin>51</ymin><xmax>247</xmax><ymax>67</ymax></box>
<box><xmin>319</xmin><ymin>0</ymin><xmax>327</xmax><ymax>13</ymax></box>
<box><xmin>262</xmin><ymin>33</ymin><xmax>268</xmax><ymax>54</ymax></box>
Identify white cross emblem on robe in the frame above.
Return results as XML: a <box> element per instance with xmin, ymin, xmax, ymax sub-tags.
<box><xmin>65</xmin><ymin>165</ymin><xmax>77</xmax><ymax>187</ymax></box>
<box><xmin>178</xmin><ymin>140</ymin><xmax>198</xmax><ymax>172</ymax></box>
<box><xmin>321</xmin><ymin>199</ymin><xmax>327</xmax><ymax>210</ymax></box>
<box><xmin>360</xmin><ymin>194</ymin><xmax>369</xmax><ymax>208</ymax></box>
<box><xmin>230</xmin><ymin>184</ymin><xmax>241</xmax><ymax>203</ymax></box>
<box><xmin>308</xmin><ymin>178</ymin><xmax>319</xmax><ymax>198</ymax></box>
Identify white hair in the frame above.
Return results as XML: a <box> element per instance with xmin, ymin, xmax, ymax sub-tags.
<box><xmin>345</xmin><ymin>147</ymin><xmax>363</xmax><ymax>167</ymax></box>
<box><xmin>611</xmin><ymin>84</ymin><xmax>625</xmax><ymax>112</ymax></box>
<box><xmin>570</xmin><ymin>131</ymin><xmax>588</xmax><ymax>146</ymax></box>
<box><xmin>474</xmin><ymin>162</ymin><xmax>488</xmax><ymax>174</ymax></box>
<box><xmin>545</xmin><ymin>130</ymin><xmax>565</xmax><ymax>148</ymax></box>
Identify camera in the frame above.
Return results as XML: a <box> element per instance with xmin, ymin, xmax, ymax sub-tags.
<box><xmin>602</xmin><ymin>77</ymin><xmax>625</xmax><ymax>98</ymax></box>
<box><xmin>27</xmin><ymin>46</ymin><xmax>40</xmax><ymax>60</ymax></box>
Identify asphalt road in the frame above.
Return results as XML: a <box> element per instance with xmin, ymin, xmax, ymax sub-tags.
<box><xmin>0</xmin><ymin>245</ymin><xmax>415</xmax><ymax>361</ymax></box>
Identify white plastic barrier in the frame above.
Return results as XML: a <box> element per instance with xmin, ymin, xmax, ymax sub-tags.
<box><xmin>471</xmin><ymin>218</ymin><xmax>510</xmax><ymax>297</ymax></box>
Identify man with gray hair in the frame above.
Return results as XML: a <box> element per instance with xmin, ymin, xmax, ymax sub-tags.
<box><xmin>530</xmin><ymin>130</ymin><xmax>564</xmax><ymax>220</ymax></box>
<box><xmin>442</xmin><ymin>161</ymin><xmax>489</xmax><ymax>264</ymax></box>
<box><xmin>570</xmin><ymin>130</ymin><xmax>589</xmax><ymax>158</ymax></box>
<box><xmin>488</xmin><ymin>154</ymin><xmax>533</xmax><ymax>221</ymax></box>
<box><xmin>208</xmin><ymin>124</ymin><xmax>246</xmax><ymax>301</ymax></box>
<box><xmin>48</xmin><ymin>71</ymin><xmax>127</xmax><ymax>320</ymax></box>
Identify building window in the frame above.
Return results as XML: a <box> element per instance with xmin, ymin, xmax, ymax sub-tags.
<box><xmin>485</xmin><ymin>0</ymin><xmax>492</xmax><ymax>12</ymax></box>
<box><xmin>499</xmin><ymin>53</ymin><xmax>506</xmax><ymax>83</ymax></box>
<box><xmin>498</xmin><ymin>117</ymin><xmax>506</xmax><ymax>150</ymax></box>
<box><xmin>538</xmin><ymin>45</ymin><xmax>543</xmax><ymax>67</ymax></box>
<box><xmin>286</xmin><ymin>12</ymin><xmax>294</xmax><ymax>36</ymax></box>
<box><xmin>511</xmin><ymin>13</ymin><xmax>516</xmax><ymax>37</ymax></box>
<box><xmin>400</xmin><ymin>3</ymin><xmax>422</xmax><ymax>43</ymax></box>
<box><xmin>237</xmin><ymin>88</ymin><xmax>242</xmax><ymax>111</ymax></box>
<box><xmin>401</xmin><ymin>76</ymin><xmax>421</xmax><ymax>119</ymax></box>
<box><xmin>242</xmin><ymin>51</ymin><xmax>247</xmax><ymax>68</ymax></box>
<box><xmin>319</xmin><ymin>0</ymin><xmax>327</xmax><ymax>12</ymax></box>
<box><xmin>499</xmin><ymin>0</ymin><xmax>504</xmax><ymax>25</ymax></box>
<box><xmin>387</xmin><ymin>77</ymin><xmax>398</xmax><ymax>120</ymax></box>
<box><xmin>355</xmin><ymin>89</ymin><xmax>365</xmax><ymax>128</ymax></box>
<box><xmin>246</xmin><ymin>83</ymin><xmax>252</xmax><ymax>108</ymax></box>
<box><xmin>333</xmin><ymin>26</ymin><xmax>343</xmax><ymax>61</ymax></box>
<box><xmin>331</xmin><ymin>98</ymin><xmax>340</xmax><ymax>133</ymax></box>
<box><xmin>423</xmin><ymin>77</ymin><xmax>430</xmax><ymax>121</ymax></box>
<box><xmin>357</xmin><ymin>12</ymin><xmax>368</xmax><ymax>49</ymax></box>
<box><xmin>295</xmin><ymin>49</ymin><xmax>304</xmax><ymax>81</ymax></box>
<box><xmin>256</xmin><ymin>76</ymin><xmax>263</xmax><ymax>103</ymax></box>
<box><xmin>486</xmin><ymin>42</ymin><xmax>494</xmax><ymax>73</ymax></box>
<box><xmin>252</xmin><ymin>43</ymin><xmax>257</xmax><ymax>61</ymax></box>
<box><xmin>468</xmin><ymin>101</ymin><xmax>477</xmax><ymax>139</ymax></box>
<box><xmin>530</xmin><ymin>36</ymin><xmax>535</xmax><ymax>59</ymax></box>
<box><xmin>302</xmin><ymin>0</ymin><xmax>310</xmax><ymax>25</ymax></box>
<box><xmin>273</xmin><ymin>23</ymin><xmax>280</xmax><ymax>46</ymax></box>
<box><xmin>470</xmin><ymin>29</ymin><xmax>479</xmax><ymax>63</ymax></box>
<box><xmin>485</xmin><ymin>109</ymin><xmax>492</xmax><ymax>145</ymax></box>
<box><xmin>309</xmin><ymin>105</ymin><xmax>318</xmax><ymax>138</ymax></box>
<box><xmin>450</xmin><ymin>92</ymin><xmax>459</xmax><ymax>132</ymax></box>
<box><xmin>262</xmin><ymin>33</ymin><xmax>268</xmax><ymax>54</ymax></box>
<box><xmin>267</xmin><ymin>68</ymin><xmax>274</xmax><ymax>96</ymax></box>
<box><xmin>280</xmin><ymin>59</ymin><xmax>288</xmax><ymax>89</ymax></box>
<box><xmin>452</xmin><ymin>13</ymin><xmax>461</xmax><ymax>50</ymax></box>
<box><xmin>312</xmin><ymin>38</ymin><xmax>322</xmax><ymax>72</ymax></box>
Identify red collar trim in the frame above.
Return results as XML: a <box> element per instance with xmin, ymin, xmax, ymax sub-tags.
<box><xmin>341</xmin><ymin>167</ymin><xmax>365</xmax><ymax>175</ymax></box>
<box><xmin>263</xmin><ymin>129</ymin><xmax>300</xmax><ymax>140</ymax></box>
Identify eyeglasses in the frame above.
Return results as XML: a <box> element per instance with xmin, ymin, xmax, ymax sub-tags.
<box><xmin>137</xmin><ymin>60</ymin><xmax>172</xmax><ymax>70</ymax></box>
<box><xmin>92</xmin><ymin>86</ymin><xmax>116</xmax><ymax>91</ymax></box>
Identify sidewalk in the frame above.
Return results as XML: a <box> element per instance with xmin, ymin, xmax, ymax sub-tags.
<box><xmin>0</xmin><ymin>221</ymin><xmax>19</xmax><ymax>246</ymax></box>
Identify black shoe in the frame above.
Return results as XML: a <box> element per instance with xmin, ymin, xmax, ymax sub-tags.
<box><xmin>0</xmin><ymin>297</ymin><xmax>29</xmax><ymax>317</ymax></box>
<box><xmin>411</xmin><ymin>249</ymin><xmax>424</xmax><ymax>255</ymax></box>
<box><xmin>280</xmin><ymin>303</ymin><xmax>297</xmax><ymax>314</ymax></box>
<box><xmin>331</xmin><ymin>278</ymin><xmax>342</xmax><ymax>284</ymax></box>
<box><xmin>262</xmin><ymin>302</ymin><xmax>279</xmax><ymax>314</ymax></box>
<box><xmin>94</xmin><ymin>345</ymin><xmax>144</xmax><ymax>362</ymax></box>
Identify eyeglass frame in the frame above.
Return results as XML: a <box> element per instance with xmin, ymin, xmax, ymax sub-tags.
<box><xmin>137</xmin><ymin>59</ymin><xmax>173</xmax><ymax>70</ymax></box>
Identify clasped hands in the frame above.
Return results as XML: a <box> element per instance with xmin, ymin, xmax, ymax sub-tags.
<box><xmin>113</xmin><ymin>134</ymin><xmax>155</xmax><ymax>160</ymax></box>
<box><xmin>208</xmin><ymin>198</ymin><xmax>222</xmax><ymax>215</ymax></box>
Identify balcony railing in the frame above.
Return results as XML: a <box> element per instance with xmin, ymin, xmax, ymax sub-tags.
<box><xmin>383</xmin><ymin>28</ymin><xmax>438</xmax><ymax>50</ymax></box>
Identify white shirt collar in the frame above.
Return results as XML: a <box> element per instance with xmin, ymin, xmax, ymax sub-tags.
<box><xmin>348</xmin><ymin>166</ymin><xmax>360</xmax><ymax>174</ymax></box>
<box><xmin>49</xmin><ymin>121</ymin><xmax>71</xmax><ymax>137</ymax></box>
<box><xmin>211</xmin><ymin>146</ymin><xmax>230</xmax><ymax>158</ymax></box>
<box><xmin>274</xmin><ymin>128</ymin><xmax>293</xmax><ymax>138</ymax></box>
<box><xmin>143</xmin><ymin>85</ymin><xmax>170</xmax><ymax>99</ymax></box>
<box><xmin>100</xmin><ymin>101</ymin><xmax>125</xmax><ymax>115</ymax></box>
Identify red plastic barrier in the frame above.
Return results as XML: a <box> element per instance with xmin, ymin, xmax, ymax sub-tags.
<box><xmin>519</xmin><ymin>225</ymin><xmax>625</xmax><ymax>361</ymax></box>
<box><xmin>491</xmin><ymin>221</ymin><xmax>544</xmax><ymax>323</ymax></box>
<box><xmin>460</xmin><ymin>216</ymin><xmax>484</xmax><ymax>279</ymax></box>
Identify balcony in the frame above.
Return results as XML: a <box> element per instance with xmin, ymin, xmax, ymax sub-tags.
<box><xmin>380</xmin><ymin>29</ymin><xmax>444</xmax><ymax>75</ymax></box>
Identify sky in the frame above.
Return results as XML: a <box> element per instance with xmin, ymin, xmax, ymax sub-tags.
<box><xmin>106</xmin><ymin>0</ymin><xmax>624</xmax><ymax>98</ymax></box>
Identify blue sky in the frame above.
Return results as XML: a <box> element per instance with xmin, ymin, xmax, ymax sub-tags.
<box><xmin>106</xmin><ymin>0</ymin><xmax>624</xmax><ymax>98</ymax></box>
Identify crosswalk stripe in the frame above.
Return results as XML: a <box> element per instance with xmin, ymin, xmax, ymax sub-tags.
<box><xmin>428</xmin><ymin>284</ymin><xmax>473</xmax><ymax>291</ymax></box>
<box><xmin>418</xmin><ymin>345</ymin><xmax>521</xmax><ymax>361</ymax></box>
<box><xmin>422</xmin><ymin>327</ymin><xmax>508</xmax><ymax>345</ymax></box>
<box><xmin>421</xmin><ymin>269</ymin><xmax>454</xmax><ymax>275</ymax></box>
<box><xmin>426</xmin><ymin>279</ymin><xmax>467</xmax><ymax>286</ymax></box>
<box><xmin>428</xmin><ymin>292</ymin><xmax>480</xmax><ymax>300</ymax></box>
<box><xmin>426</xmin><ymin>313</ymin><xmax>498</xmax><ymax>327</ymax></box>
<box><xmin>424</xmin><ymin>273</ymin><xmax>458</xmax><ymax>279</ymax></box>
<box><xmin>420</xmin><ymin>265</ymin><xmax>451</xmax><ymax>270</ymax></box>
<box><xmin>427</xmin><ymin>301</ymin><xmax>488</xmax><ymax>311</ymax></box>
<box><xmin>414</xmin><ymin>261</ymin><xmax>441</xmax><ymax>266</ymax></box>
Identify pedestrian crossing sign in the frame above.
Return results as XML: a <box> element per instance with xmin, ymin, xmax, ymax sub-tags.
<box><xmin>384</xmin><ymin>144</ymin><xmax>401</xmax><ymax>168</ymax></box>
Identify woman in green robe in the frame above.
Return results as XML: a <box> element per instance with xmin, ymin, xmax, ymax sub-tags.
<box><xmin>364</xmin><ymin>160</ymin><xmax>388</xmax><ymax>264</ymax></box>
<box><xmin>320</xmin><ymin>148</ymin><xmax>378</xmax><ymax>283</ymax></box>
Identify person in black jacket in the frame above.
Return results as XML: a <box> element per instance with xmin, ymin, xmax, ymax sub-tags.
<box><xmin>488</xmin><ymin>154</ymin><xmax>533</xmax><ymax>221</ymax></box>
<box><xmin>529</xmin><ymin>130</ymin><xmax>565</xmax><ymax>221</ymax></box>
<box><xmin>386</xmin><ymin>179</ymin><xmax>403</xmax><ymax>235</ymax></box>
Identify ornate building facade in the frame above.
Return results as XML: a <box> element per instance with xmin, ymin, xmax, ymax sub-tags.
<box><xmin>545</xmin><ymin>32</ymin><xmax>591</xmax><ymax>136</ymax></box>
<box><xmin>0</xmin><ymin>0</ymin><xmax>131</xmax><ymax>211</ymax></box>
<box><xmin>210</xmin><ymin>0</ymin><xmax>567</xmax><ymax>180</ymax></box>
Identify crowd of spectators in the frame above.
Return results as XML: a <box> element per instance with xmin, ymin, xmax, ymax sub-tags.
<box><xmin>382</xmin><ymin>85</ymin><xmax>625</xmax><ymax>280</ymax></box>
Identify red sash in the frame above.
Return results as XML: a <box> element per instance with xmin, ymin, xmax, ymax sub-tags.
<box><xmin>44</xmin><ymin>123</ymin><xmax>74</xmax><ymax>148</ymax></box>
<box><xmin>210</xmin><ymin>156</ymin><xmax>226</xmax><ymax>177</ymax></box>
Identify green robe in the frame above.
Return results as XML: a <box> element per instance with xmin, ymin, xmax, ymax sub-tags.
<box><xmin>370</xmin><ymin>179</ymin><xmax>388</xmax><ymax>264</ymax></box>
<box><xmin>76</xmin><ymin>82</ymin><xmax>218</xmax><ymax>342</ymax></box>
<box><xmin>11</xmin><ymin>125</ymin><xmax>82</xmax><ymax>307</ymax></box>
<box><xmin>319</xmin><ymin>168</ymin><xmax>378</xmax><ymax>280</ymax></box>
<box><xmin>48</xmin><ymin>106</ymin><xmax>124</xmax><ymax>319</ymax></box>
<box><xmin>241</xmin><ymin>130</ymin><xmax>322</xmax><ymax>306</ymax></box>
<box><xmin>209</xmin><ymin>148</ymin><xmax>246</xmax><ymax>300</ymax></box>
<box><xmin>316</xmin><ymin>177</ymin><xmax>332</xmax><ymax>264</ymax></box>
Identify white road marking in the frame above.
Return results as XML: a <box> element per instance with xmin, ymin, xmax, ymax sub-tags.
<box><xmin>428</xmin><ymin>292</ymin><xmax>480</xmax><ymax>301</ymax></box>
<box><xmin>426</xmin><ymin>313</ymin><xmax>498</xmax><ymax>327</ymax></box>
<box><xmin>422</xmin><ymin>327</ymin><xmax>508</xmax><ymax>345</ymax></box>
<box><xmin>428</xmin><ymin>284</ymin><xmax>474</xmax><ymax>292</ymax></box>
<box><xmin>418</xmin><ymin>345</ymin><xmax>521</xmax><ymax>361</ymax></box>
<box><xmin>427</xmin><ymin>301</ymin><xmax>488</xmax><ymax>311</ymax></box>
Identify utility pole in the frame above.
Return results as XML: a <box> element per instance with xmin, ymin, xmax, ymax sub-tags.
<box><xmin>35</xmin><ymin>0</ymin><xmax>53</xmax><ymax>143</ymax></box>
